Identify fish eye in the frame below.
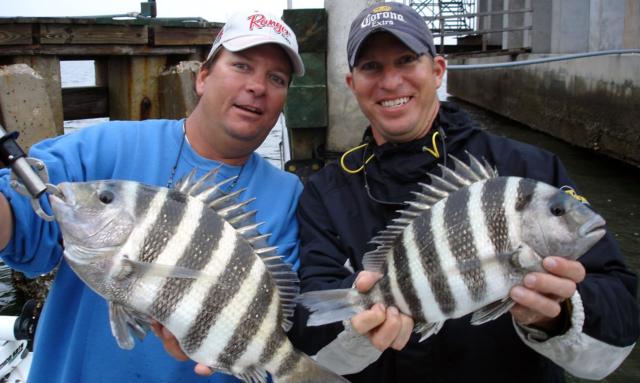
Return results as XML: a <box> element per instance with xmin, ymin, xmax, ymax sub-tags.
<box><xmin>99</xmin><ymin>190</ymin><xmax>115</xmax><ymax>204</ymax></box>
<box><xmin>550</xmin><ymin>204</ymin><xmax>566</xmax><ymax>217</ymax></box>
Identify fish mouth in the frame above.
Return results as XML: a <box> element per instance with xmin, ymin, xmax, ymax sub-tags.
<box><xmin>579</xmin><ymin>214</ymin><xmax>607</xmax><ymax>239</ymax></box>
<box><xmin>50</xmin><ymin>183</ymin><xmax>75</xmax><ymax>207</ymax></box>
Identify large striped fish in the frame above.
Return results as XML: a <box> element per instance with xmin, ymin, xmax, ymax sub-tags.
<box><xmin>300</xmin><ymin>153</ymin><xmax>606</xmax><ymax>340</ymax></box>
<box><xmin>49</xmin><ymin>169</ymin><xmax>348</xmax><ymax>383</ymax></box>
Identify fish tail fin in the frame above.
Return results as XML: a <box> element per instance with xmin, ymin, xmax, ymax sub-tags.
<box><xmin>274</xmin><ymin>352</ymin><xmax>349</xmax><ymax>383</ymax></box>
<box><xmin>298</xmin><ymin>288</ymin><xmax>364</xmax><ymax>326</ymax></box>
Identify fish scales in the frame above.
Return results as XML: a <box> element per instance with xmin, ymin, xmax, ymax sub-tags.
<box><xmin>165</xmin><ymin>223</ymin><xmax>238</xmax><ymax>342</ymax></box>
<box><xmin>218</xmin><ymin>271</ymin><xmax>274</xmax><ymax>368</ymax></box>
<box><xmin>121</xmin><ymin>186</ymin><xmax>174</xmax><ymax>304</ymax></box>
<box><xmin>387</xmin><ymin>241</ymin><xmax>414</xmax><ymax>316</ymax></box>
<box><xmin>469</xmin><ymin>180</ymin><xmax>510</xmax><ymax>304</ymax></box>
<box><xmin>191</xmin><ymin>249</ymin><xmax>269</xmax><ymax>366</ymax></box>
<box><xmin>444</xmin><ymin>185</ymin><xmax>487</xmax><ymax>303</ymax></box>
<box><xmin>182</xmin><ymin>240</ymin><xmax>260</xmax><ymax>355</ymax></box>
<box><xmin>480</xmin><ymin>176</ymin><xmax>509</xmax><ymax>254</ymax></box>
<box><xmin>400</xmin><ymin>217</ymin><xmax>434</xmax><ymax>322</ymax></box>
<box><xmin>50</xmin><ymin>169</ymin><xmax>349</xmax><ymax>383</ymax></box>
<box><xmin>139</xmin><ymin>189</ymin><xmax>187</xmax><ymax>263</ymax></box>
<box><xmin>504</xmin><ymin>177</ymin><xmax>524</xmax><ymax>257</ymax></box>
<box><xmin>434</xmin><ymin>192</ymin><xmax>472</xmax><ymax>316</ymax></box>
<box><xmin>300</xmin><ymin>153</ymin><xmax>606</xmax><ymax>339</ymax></box>
<box><xmin>129</xmin><ymin>190</ymin><xmax>205</xmax><ymax>314</ymax></box>
<box><xmin>149</xmin><ymin>201</ymin><xmax>226</xmax><ymax>323</ymax></box>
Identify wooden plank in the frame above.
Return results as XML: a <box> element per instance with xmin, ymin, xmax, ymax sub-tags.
<box><xmin>0</xmin><ymin>17</ymin><xmax>223</xmax><ymax>28</ymax></box>
<box><xmin>153</xmin><ymin>26</ymin><xmax>220</xmax><ymax>46</ymax></box>
<box><xmin>0</xmin><ymin>45</ymin><xmax>202</xmax><ymax>56</ymax></box>
<box><xmin>40</xmin><ymin>24</ymin><xmax>148</xmax><ymax>44</ymax></box>
<box><xmin>62</xmin><ymin>86</ymin><xmax>109</xmax><ymax>120</ymax></box>
<box><xmin>0</xmin><ymin>24</ymin><xmax>32</xmax><ymax>45</ymax></box>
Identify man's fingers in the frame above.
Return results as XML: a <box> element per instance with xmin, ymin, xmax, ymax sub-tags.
<box><xmin>368</xmin><ymin>306</ymin><xmax>402</xmax><ymax>351</ymax></box>
<box><xmin>354</xmin><ymin>271</ymin><xmax>383</xmax><ymax>293</ymax></box>
<box><xmin>510</xmin><ymin>286</ymin><xmax>562</xmax><ymax>320</ymax></box>
<box><xmin>522</xmin><ymin>272</ymin><xmax>576</xmax><ymax>300</ymax></box>
<box><xmin>543</xmin><ymin>257</ymin><xmax>586</xmax><ymax>283</ymax></box>
<box><xmin>351</xmin><ymin>303</ymin><xmax>386</xmax><ymax>335</ymax></box>
<box><xmin>151</xmin><ymin>321</ymin><xmax>189</xmax><ymax>361</ymax></box>
<box><xmin>390</xmin><ymin>311</ymin><xmax>414</xmax><ymax>351</ymax></box>
<box><xmin>509</xmin><ymin>303</ymin><xmax>544</xmax><ymax>325</ymax></box>
<box><xmin>194</xmin><ymin>364</ymin><xmax>215</xmax><ymax>376</ymax></box>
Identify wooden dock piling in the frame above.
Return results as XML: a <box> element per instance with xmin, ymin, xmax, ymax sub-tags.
<box><xmin>0</xmin><ymin>16</ymin><xmax>222</xmax><ymax>147</ymax></box>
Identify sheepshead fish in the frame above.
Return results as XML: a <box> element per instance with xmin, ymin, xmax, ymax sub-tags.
<box><xmin>50</xmin><ymin>169</ymin><xmax>348</xmax><ymax>383</ymax></box>
<box><xmin>300</xmin><ymin>153</ymin><xmax>606</xmax><ymax>340</ymax></box>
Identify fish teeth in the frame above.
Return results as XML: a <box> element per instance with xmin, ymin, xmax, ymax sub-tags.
<box><xmin>381</xmin><ymin>97</ymin><xmax>409</xmax><ymax>108</ymax></box>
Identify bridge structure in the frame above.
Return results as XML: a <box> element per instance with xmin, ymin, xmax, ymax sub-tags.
<box><xmin>407</xmin><ymin>0</ymin><xmax>534</xmax><ymax>53</ymax></box>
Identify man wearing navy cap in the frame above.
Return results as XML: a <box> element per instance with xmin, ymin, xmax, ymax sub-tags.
<box><xmin>293</xmin><ymin>2</ymin><xmax>638</xmax><ymax>382</ymax></box>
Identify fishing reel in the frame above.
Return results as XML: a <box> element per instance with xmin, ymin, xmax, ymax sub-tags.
<box><xmin>0</xmin><ymin>124</ymin><xmax>62</xmax><ymax>221</ymax></box>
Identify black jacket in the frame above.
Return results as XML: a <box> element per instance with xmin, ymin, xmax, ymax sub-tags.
<box><xmin>290</xmin><ymin>102</ymin><xmax>639</xmax><ymax>382</ymax></box>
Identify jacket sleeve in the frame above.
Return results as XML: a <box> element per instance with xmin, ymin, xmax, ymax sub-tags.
<box><xmin>508</xmin><ymin>151</ymin><xmax>639</xmax><ymax>379</ymax></box>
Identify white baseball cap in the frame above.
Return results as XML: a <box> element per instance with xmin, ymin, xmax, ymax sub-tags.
<box><xmin>207</xmin><ymin>10</ymin><xmax>305</xmax><ymax>76</ymax></box>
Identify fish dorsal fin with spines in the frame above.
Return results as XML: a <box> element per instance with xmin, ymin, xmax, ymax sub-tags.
<box><xmin>174</xmin><ymin>168</ymin><xmax>300</xmax><ymax>331</ymax></box>
<box><xmin>363</xmin><ymin>152</ymin><xmax>499</xmax><ymax>273</ymax></box>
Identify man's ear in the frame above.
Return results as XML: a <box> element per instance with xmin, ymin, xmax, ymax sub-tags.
<box><xmin>195</xmin><ymin>67</ymin><xmax>210</xmax><ymax>97</ymax></box>
<box><xmin>433</xmin><ymin>56</ymin><xmax>447</xmax><ymax>89</ymax></box>
<box><xmin>345</xmin><ymin>72</ymin><xmax>355</xmax><ymax>93</ymax></box>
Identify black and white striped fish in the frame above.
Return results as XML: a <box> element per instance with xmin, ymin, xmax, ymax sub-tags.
<box><xmin>49</xmin><ymin>169</ymin><xmax>348</xmax><ymax>383</ymax></box>
<box><xmin>299</xmin><ymin>153</ymin><xmax>606</xmax><ymax>340</ymax></box>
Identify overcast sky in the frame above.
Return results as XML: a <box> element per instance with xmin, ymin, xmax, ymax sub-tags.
<box><xmin>0</xmin><ymin>0</ymin><xmax>328</xmax><ymax>22</ymax></box>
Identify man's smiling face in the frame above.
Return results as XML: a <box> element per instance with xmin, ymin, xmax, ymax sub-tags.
<box><xmin>346</xmin><ymin>32</ymin><xmax>445</xmax><ymax>145</ymax></box>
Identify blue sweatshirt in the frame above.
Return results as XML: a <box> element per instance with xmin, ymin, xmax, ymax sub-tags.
<box><xmin>0</xmin><ymin>119</ymin><xmax>303</xmax><ymax>383</ymax></box>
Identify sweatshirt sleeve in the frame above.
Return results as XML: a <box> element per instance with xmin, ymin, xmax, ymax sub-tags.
<box><xmin>270</xmin><ymin>176</ymin><xmax>303</xmax><ymax>272</ymax></box>
<box><xmin>0</xmin><ymin>124</ymin><xmax>117</xmax><ymax>277</ymax></box>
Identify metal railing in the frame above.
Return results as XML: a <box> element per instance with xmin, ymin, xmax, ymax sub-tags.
<box><xmin>410</xmin><ymin>1</ymin><xmax>533</xmax><ymax>52</ymax></box>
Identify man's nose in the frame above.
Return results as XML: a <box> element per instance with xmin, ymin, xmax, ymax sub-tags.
<box><xmin>379</xmin><ymin>67</ymin><xmax>403</xmax><ymax>90</ymax></box>
<box><xmin>246</xmin><ymin>73</ymin><xmax>267</xmax><ymax>95</ymax></box>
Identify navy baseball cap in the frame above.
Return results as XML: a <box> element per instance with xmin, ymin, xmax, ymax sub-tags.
<box><xmin>347</xmin><ymin>3</ymin><xmax>436</xmax><ymax>69</ymax></box>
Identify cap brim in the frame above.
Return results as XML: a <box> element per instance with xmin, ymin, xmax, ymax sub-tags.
<box><xmin>350</xmin><ymin>27</ymin><xmax>433</xmax><ymax>68</ymax></box>
<box><xmin>223</xmin><ymin>35</ymin><xmax>305</xmax><ymax>77</ymax></box>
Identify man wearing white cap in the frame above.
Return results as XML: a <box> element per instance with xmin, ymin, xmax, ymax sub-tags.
<box><xmin>0</xmin><ymin>10</ymin><xmax>305</xmax><ymax>383</ymax></box>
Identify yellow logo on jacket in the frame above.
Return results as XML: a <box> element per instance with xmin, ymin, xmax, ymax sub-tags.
<box><xmin>561</xmin><ymin>186</ymin><xmax>589</xmax><ymax>204</ymax></box>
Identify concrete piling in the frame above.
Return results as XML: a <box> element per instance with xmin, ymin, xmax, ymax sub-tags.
<box><xmin>0</xmin><ymin>64</ymin><xmax>58</xmax><ymax>153</ymax></box>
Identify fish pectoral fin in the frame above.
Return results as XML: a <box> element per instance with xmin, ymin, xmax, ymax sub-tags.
<box><xmin>415</xmin><ymin>321</ymin><xmax>445</xmax><ymax>342</ymax></box>
<box><xmin>505</xmin><ymin>244</ymin><xmax>543</xmax><ymax>272</ymax></box>
<box><xmin>63</xmin><ymin>245</ymin><xmax>117</xmax><ymax>264</ymax></box>
<box><xmin>121</xmin><ymin>258</ymin><xmax>207</xmax><ymax>280</ymax></box>
<box><xmin>236</xmin><ymin>366</ymin><xmax>268</xmax><ymax>383</ymax></box>
<box><xmin>470</xmin><ymin>297</ymin><xmax>516</xmax><ymax>325</ymax></box>
<box><xmin>108</xmin><ymin>302</ymin><xmax>152</xmax><ymax>350</ymax></box>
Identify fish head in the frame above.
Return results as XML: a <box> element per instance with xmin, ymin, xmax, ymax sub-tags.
<box><xmin>50</xmin><ymin>180</ymin><xmax>141</xmax><ymax>298</ymax></box>
<box><xmin>50</xmin><ymin>180</ymin><xmax>137</xmax><ymax>258</ymax></box>
<box><xmin>520</xmin><ymin>182</ymin><xmax>606</xmax><ymax>260</ymax></box>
